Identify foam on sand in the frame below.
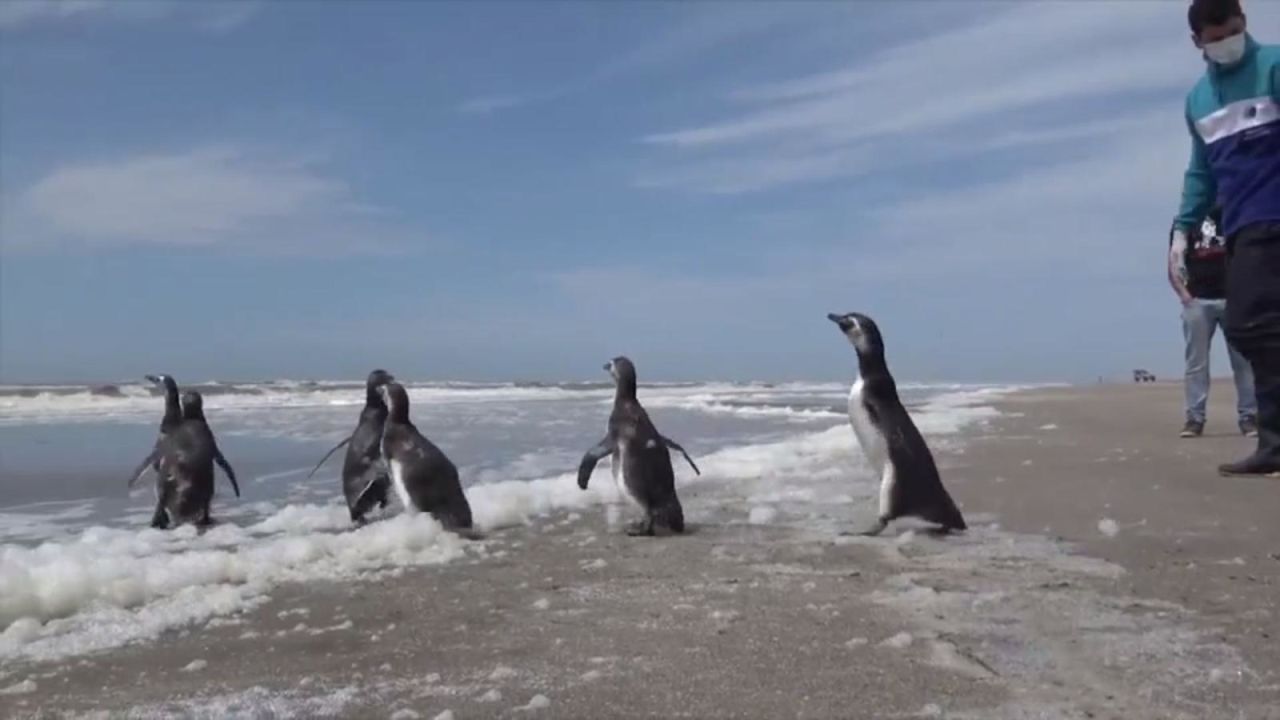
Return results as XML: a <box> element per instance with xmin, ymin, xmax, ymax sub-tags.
<box><xmin>0</xmin><ymin>679</ymin><xmax>37</xmax><ymax>695</ymax></box>
<box><xmin>112</xmin><ymin>683</ymin><xmax>366</xmax><ymax>719</ymax></box>
<box><xmin>517</xmin><ymin>694</ymin><xmax>551</xmax><ymax>712</ymax></box>
<box><xmin>0</xmin><ymin>510</ymin><xmax>469</xmax><ymax>663</ymax></box>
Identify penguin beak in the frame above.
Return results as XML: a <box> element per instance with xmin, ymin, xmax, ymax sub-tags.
<box><xmin>144</xmin><ymin>374</ymin><xmax>162</xmax><ymax>385</ymax></box>
<box><xmin>603</xmin><ymin>362</ymin><xmax>612</xmax><ymax>373</ymax></box>
<box><xmin>827</xmin><ymin>313</ymin><xmax>852</xmax><ymax>331</ymax></box>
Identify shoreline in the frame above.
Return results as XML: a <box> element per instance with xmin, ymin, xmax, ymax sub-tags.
<box><xmin>2</xmin><ymin>383</ymin><xmax>1278</xmax><ymax>719</ymax></box>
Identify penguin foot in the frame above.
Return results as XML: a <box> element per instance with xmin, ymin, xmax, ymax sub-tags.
<box><xmin>625</xmin><ymin>520</ymin><xmax>655</xmax><ymax>537</ymax></box>
<box><xmin>840</xmin><ymin>518</ymin><xmax>889</xmax><ymax>537</ymax></box>
<box><xmin>924</xmin><ymin>525</ymin><xmax>961</xmax><ymax>538</ymax></box>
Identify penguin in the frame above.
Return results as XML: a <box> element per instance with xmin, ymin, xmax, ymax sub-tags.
<box><xmin>127</xmin><ymin>374</ymin><xmax>183</xmax><ymax>529</ymax></box>
<box><xmin>177</xmin><ymin>390</ymin><xmax>240</xmax><ymax>525</ymax></box>
<box><xmin>376</xmin><ymin>381</ymin><xmax>474</xmax><ymax>532</ymax></box>
<box><xmin>142</xmin><ymin>390</ymin><xmax>239</xmax><ymax>529</ymax></box>
<box><xmin>576</xmin><ymin>356</ymin><xmax>701</xmax><ymax>537</ymax></box>
<box><xmin>826</xmin><ymin>312</ymin><xmax>966</xmax><ymax>537</ymax></box>
<box><xmin>305</xmin><ymin>369</ymin><xmax>394</xmax><ymax>524</ymax></box>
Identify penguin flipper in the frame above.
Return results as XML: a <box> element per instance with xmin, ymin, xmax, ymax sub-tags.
<box><xmin>128</xmin><ymin>447</ymin><xmax>160</xmax><ymax>489</ymax></box>
<box><xmin>305</xmin><ymin>436</ymin><xmax>351</xmax><ymax>479</ymax></box>
<box><xmin>577</xmin><ymin>435</ymin><xmax>613</xmax><ymax>490</ymax></box>
<box><xmin>150</xmin><ymin>480</ymin><xmax>172</xmax><ymax>529</ymax></box>
<box><xmin>351</xmin><ymin>473</ymin><xmax>388</xmax><ymax>516</ymax></box>
<box><xmin>661</xmin><ymin>436</ymin><xmax>700</xmax><ymax>476</ymax></box>
<box><xmin>214</xmin><ymin>448</ymin><xmax>240</xmax><ymax>498</ymax></box>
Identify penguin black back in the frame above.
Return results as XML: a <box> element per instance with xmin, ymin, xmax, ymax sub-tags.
<box><xmin>129</xmin><ymin>373</ymin><xmax>184</xmax><ymax>528</ymax></box>
<box><xmin>378</xmin><ymin>382</ymin><xmax>474</xmax><ymax>531</ymax></box>
<box><xmin>303</xmin><ymin>369</ymin><xmax>394</xmax><ymax>523</ymax></box>
<box><xmin>341</xmin><ymin>369</ymin><xmax>394</xmax><ymax>521</ymax></box>
<box><xmin>170</xmin><ymin>390</ymin><xmax>240</xmax><ymax>524</ymax></box>
<box><xmin>180</xmin><ymin>390</ymin><xmax>205</xmax><ymax>422</ymax></box>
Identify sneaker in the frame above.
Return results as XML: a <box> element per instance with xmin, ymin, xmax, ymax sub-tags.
<box><xmin>1218</xmin><ymin>453</ymin><xmax>1280</xmax><ymax>478</ymax></box>
<box><xmin>1239</xmin><ymin>417</ymin><xmax>1259</xmax><ymax>438</ymax></box>
<box><xmin>1180</xmin><ymin>420</ymin><xmax>1204</xmax><ymax>438</ymax></box>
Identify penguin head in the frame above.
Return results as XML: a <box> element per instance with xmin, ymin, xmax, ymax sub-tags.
<box><xmin>377</xmin><ymin>381</ymin><xmax>411</xmax><ymax>420</ymax></box>
<box><xmin>366</xmin><ymin>369</ymin><xmax>395</xmax><ymax>406</ymax></box>
<box><xmin>180</xmin><ymin>390</ymin><xmax>205</xmax><ymax>420</ymax></box>
<box><xmin>605</xmin><ymin>356</ymin><xmax>636</xmax><ymax>381</ymax></box>
<box><xmin>605</xmin><ymin>356</ymin><xmax>638</xmax><ymax>396</ymax></box>
<box><xmin>827</xmin><ymin>312</ymin><xmax>884</xmax><ymax>356</ymax></box>
<box><xmin>145</xmin><ymin>374</ymin><xmax>179</xmax><ymax>396</ymax></box>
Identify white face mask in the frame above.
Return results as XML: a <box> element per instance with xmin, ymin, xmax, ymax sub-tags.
<box><xmin>1203</xmin><ymin>32</ymin><xmax>1246</xmax><ymax>66</ymax></box>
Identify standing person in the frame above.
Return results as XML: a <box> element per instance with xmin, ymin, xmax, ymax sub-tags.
<box><xmin>1168</xmin><ymin>206</ymin><xmax>1257</xmax><ymax>438</ymax></box>
<box><xmin>1172</xmin><ymin>0</ymin><xmax>1280</xmax><ymax>476</ymax></box>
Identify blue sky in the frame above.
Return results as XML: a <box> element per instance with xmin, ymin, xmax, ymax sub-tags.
<box><xmin>2</xmin><ymin>0</ymin><xmax>1277</xmax><ymax>385</ymax></box>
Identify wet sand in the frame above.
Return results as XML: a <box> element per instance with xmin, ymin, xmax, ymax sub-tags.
<box><xmin>2</xmin><ymin>382</ymin><xmax>1278</xmax><ymax>719</ymax></box>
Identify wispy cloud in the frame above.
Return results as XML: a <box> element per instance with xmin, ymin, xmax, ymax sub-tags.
<box><xmin>0</xmin><ymin>0</ymin><xmax>110</xmax><ymax>28</ymax></box>
<box><xmin>0</xmin><ymin>0</ymin><xmax>260</xmax><ymax>32</ymax></box>
<box><xmin>3</xmin><ymin>144</ymin><xmax>407</xmax><ymax>254</ymax></box>
<box><xmin>195</xmin><ymin>2</ymin><xmax>259</xmax><ymax>33</ymax></box>
<box><xmin>458</xmin><ymin>89</ymin><xmax>568</xmax><ymax>116</ymax></box>
<box><xmin>636</xmin><ymin>2</ymin><xmax>1205</xmax><ymax>194</ymax></box>
<box><xmin>863</xmin><ymin>117</ymin><xmax>1191</xmax><ymax>278</ymax></box>
<box><xmin>457</xmin><ymin>3</ymin><xmax>801</xmax><ymax>115</ymax></box>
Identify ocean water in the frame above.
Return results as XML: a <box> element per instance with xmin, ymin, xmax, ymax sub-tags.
<box><xmin>0</xmin><ymin>378</ymin><xmax>1012</xmax><ymax>665</ymax></box>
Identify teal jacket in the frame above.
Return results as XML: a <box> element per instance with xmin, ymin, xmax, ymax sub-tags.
<box><xmin>1174</xmin><ymin>34</ymin><xmax>1280</xmax><ymax>237</ymax></box>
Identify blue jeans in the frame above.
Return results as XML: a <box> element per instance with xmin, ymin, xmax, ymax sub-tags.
<box><xmin>1183</xmin><ymin>298</ymin><xmax>1257</xmax><ymax>424</ymax></box>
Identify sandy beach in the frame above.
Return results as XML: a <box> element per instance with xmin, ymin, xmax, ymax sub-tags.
<box><xmin>2</xmin><ymin>382</ymin><xmax>1278</xmax><ymax>720</ymax></box>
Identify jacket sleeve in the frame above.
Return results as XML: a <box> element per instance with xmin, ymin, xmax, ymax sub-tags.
<box><xmin>1174</xmin><ymin>98</ymin><xmax>1215</xmax><ymax>233</ymax></box>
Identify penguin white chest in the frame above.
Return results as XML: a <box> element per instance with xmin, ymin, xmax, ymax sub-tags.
<box><xmin>387</xmin><ymin>458</ymin><xmax>417</xmax><ymax>515</ymax></box>
<box><xmin>847</xmin><ymin>379</ymin><xmax>889</xmax><ymax>475</ymax></box>
<box><xmin>611</xmin><ymin>442</ymin><xmax>643</xmax><ymax>509</ymax></box>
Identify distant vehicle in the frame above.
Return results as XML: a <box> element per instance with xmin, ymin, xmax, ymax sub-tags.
<box><xmin>1132</xmin><ymin>369</ymin><xmax>1157</xmax><ymax>383</ymax></box>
